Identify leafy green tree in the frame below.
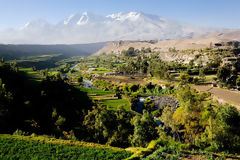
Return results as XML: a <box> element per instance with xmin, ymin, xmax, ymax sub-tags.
<box><xmin>122</xmin><ymin>47</ymin><xmax>135</xmax><ymax>57</ymax></box>
<box><xmin>131</xmin><ymin>110</ymin><xmax>158</xmax><ymax>147</ymax></box>
<box><xmin>188</xmin><ymin>60</ymin><xmax>194</xmax><ymax>69</ymax></box>
<box><xmin>0</xmin><ymin>57</ymin><xmax>5</xmax><ymax>66</ymax></box>
<box><xmin>77</xmin><ymin>76</ymin><xmax>83</xmax><ymax>83</ymax></box>
<box><xmin>211</xmin><ymin>105</ymin><xmax>240</xmax><ymax>152</ymax></box>
<box><xmin>144</xmin><ymin>97</ymin><xmax>155</xmax><ymax>112</ymax></box>
<box><xmin>236</xmin><ymin>76</ymin><xmax>240</xmax><ymax>89</ymax></box>
<box><xmin>217</xmin><ymin>65</ymin><xmax>231</xmax><ymax>82</ymax></box>
<box><xmin>196</xmin><ymin>104</ymin><xmax>240</xmax><ymax>152</ymax></box>
<box><xmin>106</xmin><ymin>106</ymin><xmax>134</xmax><ymax>147</ymax></box>
<box><xmin>83</xmin><ymin>106</ymin><xmax>116</xmax><ymax>143</ymax></box>
<box><xmin>179</xmin><ymin>72</ymin><xmax>190</xmax><ymax>84</ymax></box>
<box><xmin>160</xmin><ymin>106</ymin><xmax>179</xmax><ymax>140</ymax></box>
<box><xmin>0</xmin><ymin>78</ymin><xmax>13</xmax><ymax>130</ymax></box>
<box><xmin>199</xmin><ymin>68</ymin><xmax>206</xmax><ymax>83</ymax></box>
<box><xmin>173</xmin><ymin>86</ymin><xmax>206</xmax><ymax>144</ymax></box>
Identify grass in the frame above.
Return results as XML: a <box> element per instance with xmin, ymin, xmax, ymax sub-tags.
<box><xmin>27</xmin><ymin>71</ymin><xmax>38</xmax><ymax>74</ymax></box>
<box><xmin>114</xmin><ymin>63</ymin><xmax>127</xmax><ymax>66</ymax></box>
<box><xmin>101</xmin><ymin>99</ymin><xmax>130</xmax><ymax>111</ymax></box>
<box><xmin>0</xmin><ymin>134</ymin><xmax>131</xmax><ymax>160</ymax></box>
<box><xmin>19</xmin><ymin>67</ymin><xmax>33</xmax><ymax>72</ymax></box>
<box><xmin>49</xmin><ymin>71</ymin><xmax>59</xmax><ymax>76</ymax></box>
<box><xmin>91</xmin><ymin>67</ymin><xmax>113</xmax><ymax>74</ymax></box>
<box><xmin>19</xmin><ymin>67</ymin><xmax>41</xmax><ymax>78</ymax></box>
<box><xmin>79</xmin><ymin>87</ymin><xmax>114</xmax><ymax>96</ymax></box>
<box><xmin>92</xmin><ymin>70</ymin><xmax>113</xmax><ymax>74</ymax></box>
<box><xmin>78</xmin><ymin>87</ymin><xmax>131</xmax><ymax>111</ymax></box>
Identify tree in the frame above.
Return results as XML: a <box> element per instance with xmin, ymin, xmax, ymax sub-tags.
<box><xmin>0</xmin><ymin>78</ymin><xmax>13</xmax><ymax>130</ymax></box>
<box><xmin>188</xmin><ymin>60</ymin><xmax>194</xmax><ymax>69</ymax></box>
<box><xmin>83</xmin><ymin>105</ymin><xmax>134</xmax><ymax>147</ymax></box>
<box><xmin>95</xmin><ymin>57</ymin><xmax>100</xmax><ymax>63</ymax></box>
<box><xmin>236</xmin><ymin>76</ymin><xmax>240</xmax><ymax>89</ymax></box>
<box><xmin>131</xmin><ymin>110</ymin><xmax>158</xmax><ymax>147</ymax></box>
<box><xmin>210</xmin><ymin>105</ymin><xmax>240</xmax><ymax>152</ymax></box>
<box><xmin>173</xmin><ymin>86</ymin><xmax>206</xmax><ymax>144</ymax></box>
<box><xmin>217</xmin><ymin>65</ymin><xmax>231</xmax><ymax>82</ymax></box>
<box><xmin>77</xmin><ymin>76</ymin><xmax>83</xmax><ymax>83</ymax></box>
<box><xmin>106</xmin><ymin>106</ymin><xmax>134</xmax><ymax>147</ymax></box>
<box><xmin>123</xmin><ymin>47</ymin><xmax>135</xmax><ymax>57</ymax></box>
<box><xmin>179</xmin><ymin>72</ymin><xmax>190</xmax><ymax>84</ymax></box>
<box><xmin>0</xmin><ymin>57</ymin><xmax>5</xmax><ymax>66</ymax></box>
<box><xmin>83</xmin><ymin>106</ymin><xmax>116</xmax><ymax>143</ymax></box>
<box><xmin>160</xmin><ymin>106</ymin><xmax>180</xmax><ymax>140</ymax></box>
<box><xmin>199</xmin><ymin>68</ymin><xmax>206</xmax><ymax>83</ymax></box>
<box><xmin>144</xmin><ymin>98</ymin><xmax>155</xmax><ymax>112</ymax></box>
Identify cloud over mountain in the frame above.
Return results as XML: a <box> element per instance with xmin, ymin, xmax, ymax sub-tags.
<box><xmin>0</xmin><ymin>11</ymin><xmax>224</xmax><ymax>44</ymax></box>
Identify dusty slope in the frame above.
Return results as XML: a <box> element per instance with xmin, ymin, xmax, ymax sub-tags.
<box><xmin>94</xmin><ymin>37</ymin><xmax>224</xmax><ymax>63</ymax></box>
<box><xmin>95</xmin><ymin>30</ymin><xmax>240</xmax><ymax>55</ymax></box>
<box><xmin>95</xmin><ymin>37</ymin><xmax>226</xmax><ymax>55</ymax></box>
<box><xmin>192</xmin><ymin>85</ymin><xmax>240</xmax><ymax>110</ymax></box>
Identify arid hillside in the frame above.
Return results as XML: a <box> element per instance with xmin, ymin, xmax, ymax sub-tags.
<box><xmin>95</xmin><ymin>30</ymin><xmax>240</xmax><ymax>55</ymax></box>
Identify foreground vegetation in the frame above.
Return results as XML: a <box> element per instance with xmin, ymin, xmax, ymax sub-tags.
<box><xmin>0</xmin><ymin>135</ymin><xmax>131</xmax><ymax>160</ymax></box>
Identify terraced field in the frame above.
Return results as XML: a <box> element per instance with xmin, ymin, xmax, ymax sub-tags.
<box><xmin>78</xmin><ymin>87</ymin><xmax>130</xmax><ymax>111</ymax></box>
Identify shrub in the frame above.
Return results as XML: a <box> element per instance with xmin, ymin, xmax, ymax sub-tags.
<box><xmin>13</xmin><ymin>129</ymin><xmax>29</xmax><ymax>136</ymax></box>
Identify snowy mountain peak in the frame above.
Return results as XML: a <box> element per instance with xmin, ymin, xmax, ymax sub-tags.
<box><xmin>106</xmin><ymin>11</ymin><xmax>142</xmax><ymax>21</ymax></box>
<box><xmin>20</xmin><ymin>22</ymin><xmax>31</xmax><ymax>30</ymax></box>
<box><xmin>64</xmin><ymin>14</ymin><xmax>77</xmax><ymax>25</ymax></box>
<box><xmin>0</xmin><ymin>11</ymin><xmax>225</xmax><ymax>44</ymax></box>
<box><xmin>20</xmin><ymin>19</ymin><xmax>50</xmax><ymax>30</ymax></box>
<box><xmin>62</xmin><ymin>13</ymin><xmax>82</xmax><ymax>25</ymax></box>
<box><xmin>77</xmin><ymin>12</ymin><xmax>89</xmax><ymax>25</ymax></box>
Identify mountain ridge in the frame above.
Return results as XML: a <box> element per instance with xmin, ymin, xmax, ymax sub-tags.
<box><xmin>0</xmin><ymin>11</ymin><xmax>227</xmax><ymax>44</ymax></box>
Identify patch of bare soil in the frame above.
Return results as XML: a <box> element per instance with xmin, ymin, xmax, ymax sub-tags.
<box><xmin>192</xmin><ymin>85</ymin><xmax>240</xmax><ymax>110</ymax></box>
<box><xmin>96</xmin><ymin>75</ymin><xmax>147</xmax><ymax>85</ymax></box>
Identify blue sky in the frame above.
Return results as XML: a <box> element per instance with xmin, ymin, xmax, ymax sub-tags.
<box><xmin>0</xmin><ymin>0</ymin><xmax>239</xmax><ymax>29</ymax></box>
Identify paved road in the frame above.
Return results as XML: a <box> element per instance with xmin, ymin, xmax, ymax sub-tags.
<box><xmin>192</xmin><ymin>85</ymin><xmax>240</xmax><ymax>110</ymax></box>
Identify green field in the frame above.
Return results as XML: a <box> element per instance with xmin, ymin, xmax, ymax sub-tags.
<box><xmin>114</xmin><ymin>63</ymin><xmax>127</xmax><ymax>66</ymax></box>
<box><xmin>19</xmin><ymin>67</ymin><xmax>39</xmax><ymax>75</ymax></box>
<box><xmin>91</xmin><ymin>67</ymin><xmax>113</xmax><ymax>74</ymax></box>
<box><xmin>79</xmin><ymin>87</ymin><xmax>114</xmax><ymax>96</ymax></box>
<box><xmin>101</xmin><ymin>99</ymin><xmax>130</xmax><ymax>111</ymax></box>
<box><xmin>0</xmin><ymin>135</ymin><xmax>131</xmax><ymax>160</ymax></box>
<box><xmin>19</xmin><ymin>67</ymin><xmax>33</xmax><ymax>72</ymax></box>
<box><xmin>78</xmin><ymin>87</ymin><xmax>131</xmax><ymax>111</ymax></box>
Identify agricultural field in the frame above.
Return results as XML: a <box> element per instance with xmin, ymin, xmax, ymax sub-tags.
<box><xmin>19</xmin><ymin>67</ymin><xmax>43</xmax><ymax>84</ymax></box>
<box><xmin>79</xmin><ymin>87</ymin><xmax>131</xmax><ymax>111</ymax></box>
<box><xmin>96</xmin><ymin>76</ymin><xmax>148</xmax><ymax>85</ymax></box>
<box><xmin>0</xmin><ymin>134</ymin><xmax>131</xmax><ymax>160</ymax></box>
<box><xmin>100</xmin><ymin>98</ymin><xmax>130</xmax><ymax>111</ymax></box>
<box><xmin>91</xmin><ymin>67</ymin><xmax>113</xmax><ymax>74</ymax></box>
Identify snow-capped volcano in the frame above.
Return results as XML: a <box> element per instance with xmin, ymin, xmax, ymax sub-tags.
<box><xmin>0</xmin><ymin>11</ymin><xmax>225</xmax><ymax>44</ymax></box>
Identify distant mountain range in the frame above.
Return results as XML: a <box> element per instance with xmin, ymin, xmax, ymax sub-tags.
<box><xmin>0</xmin><ymin>11</ymin><xmax>227</xmax><ymax>44</ymax></box>
<box><xmin>0</xmin><ymin>42</ymin><xmax>107</xmax><ymax>60</ymax></box>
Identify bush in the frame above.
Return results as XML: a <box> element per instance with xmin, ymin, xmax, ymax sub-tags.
<box><xmin>13</xmin><ymin>129</ymin><xmax>29</xmax><ymax>136</ymax></box>
<box><xmin>226</xmin><ymin>84</ymin><xmax>232</xmax><ymax>89</ymax></box>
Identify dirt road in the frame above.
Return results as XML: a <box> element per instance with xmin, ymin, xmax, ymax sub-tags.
<box><xmin>192</xmin><ymin>85</ymin><xmax>240</xmax><ymax>110</ymax></box>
